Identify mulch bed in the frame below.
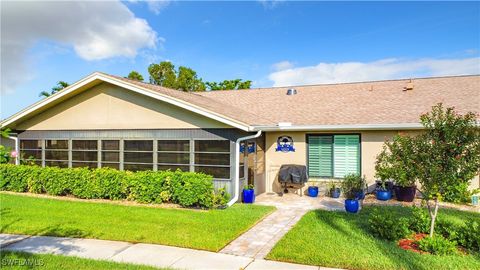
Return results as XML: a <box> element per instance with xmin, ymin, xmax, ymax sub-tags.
<box><xmin>398</xmin><ymin>233</ymin><xmax>428</xmax><ymax>254</ymax></box>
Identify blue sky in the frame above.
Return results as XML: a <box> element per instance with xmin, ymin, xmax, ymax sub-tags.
<box><xmin>1</xmin><ymin>1</ymin><xmax>479</xmax><ymax>119</ymax></box>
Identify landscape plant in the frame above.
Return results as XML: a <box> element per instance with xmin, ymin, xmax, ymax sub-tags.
<box><xmin>0</xmin><ymin>164</ymin><xmax>228</xmax><ymax>208</ymax></box>
<box><xmin>375</xmin><ymin>134</ymin><xmax>418</xmax><ymax>188</ymax></box>
<box><xmin>414</xmin><ymin>104</ymin><xmax>480</xmax><ymax>236</ymax></box>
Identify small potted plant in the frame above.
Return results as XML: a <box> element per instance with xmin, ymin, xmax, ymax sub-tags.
<box><xmin>354</xmin><ymin>175</ymin><xmax>367</xmax><ymax>200</ymax></box>
<box><xmin>376</xmin><ymin>180</ymin><xmax>392</xmax><ymax>201</ymax></box>
<box><xmin>308</xmin><ymin>183</ymin><xmax>319</xmax><ymax>197</ymax></box>
<box><xmin>329</xmin><ymin>182</ymin><xmax>341</xmax><ymax>198</ymax></box>
<box><xmin>342</xmin><ymin>174</ymin><xmax>363</xmax><ymax>213</ymax></box>
<box><xmin>243</xmin><ymin>184</ymin><xmax>255</xmax><ymax>203</ymax></box>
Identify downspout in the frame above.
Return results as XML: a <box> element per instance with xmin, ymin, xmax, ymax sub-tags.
<box><xmin>7</xmin><ymin>135</ymin><xmax>20</xmax><ymax>165</ymax></box>
<box><xmin>227</xmin><ymin>130</ymin><xmax>262</xmax><ymax>207</ymax></box>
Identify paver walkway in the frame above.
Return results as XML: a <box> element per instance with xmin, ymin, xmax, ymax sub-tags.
<box><xmin>220</xmin><ymin>193</ymin><xmax>344</xmax><ymax>259</ymax></box>
<box><xmin>0</xmin><ymin>233</ymin><xmax>341</xmax><ymax>270</ymax></box>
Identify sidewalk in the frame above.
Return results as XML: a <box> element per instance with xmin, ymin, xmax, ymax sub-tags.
<box><xmin>0</xmin><ymin>234</ymin><xmax>340</xmax><ymax>270</ymax></box>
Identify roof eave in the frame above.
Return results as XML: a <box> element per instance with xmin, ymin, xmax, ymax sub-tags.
<box><xmin>250</xmin><ymin>123</ymin><xmax>425</xmax><ymax>131</ymax></box>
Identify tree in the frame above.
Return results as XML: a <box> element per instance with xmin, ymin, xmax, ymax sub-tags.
<box><xmin>206</xmin><ymin>79</ymin><xmax>252</xmax><ymax>90</ymax></box>
<box><xmin>39</xmin><ymin>81</ymin><xmax>70</xmax><ymax>97</ymax></box>
<box><xmin>148</xmin><ymin>61</ymin><xmax>177</xmax><ymax>88</ymax></box>
<box><xmin>126</xmin><ymin>71</ymin><xmax>144</xmax><ymax>81</ymax></box>
<box><xmin>414</xmin><ymin>103</ymin><xmax>480</xmax><ymax>237</ymax></box>
<box><xmin>176</xmin><ymin>66</ymin><xmax>205</xmax><ymax>92</ymax></box>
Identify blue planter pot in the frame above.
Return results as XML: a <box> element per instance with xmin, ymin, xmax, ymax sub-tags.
<box><xmin>330</xmin><ymin>188</ymin><xmax>341</xmax><ymax>198</ymax></box>
<box><xmin>355</xmin><ymin>191</ymin><xmax>365</xmax><ymax>200</ymax></box>
<box><xmin>345</xmin><ymin>199</ymin><xmax>359</xmax><ymax>213</ymax></box>
<box><xmin>308</xmin><ymin>186</ymin><xmax>319</xmax><ymax>197</ymax></box>
<box><xmin>376</xmin><ymin>190</ymin><xmax>392</xmax><ymax>201</ymax></box>
<box><xmin>243</xmin><ymin>189</ymin><xmax>255</xmax><ymax>203</ymax></box>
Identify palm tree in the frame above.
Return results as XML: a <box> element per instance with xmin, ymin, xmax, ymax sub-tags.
<box><xmin>39</xmin><ymin>81</ymin><xmax>70</xmax><ymax>97</ymax></box>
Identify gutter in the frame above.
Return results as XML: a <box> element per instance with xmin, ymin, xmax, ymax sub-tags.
<box><xmin>227</xmin><ymin>130</ymin><xmax>262</xmax><ymax>207</ymax></box>
<box><xmin>7</xmin><ymin>134</ymin><xmax>20</xmax><ymax>165</ymax></box>
<box><xmin>250</xmin><ymin>123</ymin><xmax>425</xmax><ymax>131</ymax></box>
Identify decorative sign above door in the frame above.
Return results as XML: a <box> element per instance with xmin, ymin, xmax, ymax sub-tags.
<box><xmin>275</xmin><ymin>136</ymin><xmax>295</xmax><ymax>152</ymax></box>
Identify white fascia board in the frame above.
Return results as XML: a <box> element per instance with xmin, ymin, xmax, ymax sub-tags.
<box><xmin>250</xmin><ymin>123</ymin><xmax>425</xmax><ymax>131</ymax></box>
<box><xmin>1</xmin><ymin>72</ymin><xmax>252</xmax><ymax>132</ymax></box>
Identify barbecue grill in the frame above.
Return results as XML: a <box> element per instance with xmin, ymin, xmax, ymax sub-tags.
<box><xmin>278</xmin><ymin>164</ymin><xmax>308</xmax><ymax>194</ymax></box>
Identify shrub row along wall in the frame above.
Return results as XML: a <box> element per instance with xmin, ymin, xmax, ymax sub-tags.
<box><xmin>0</xmin><ymin>164</ymin><xmax>219</xmax><ymax>208</ymax></box>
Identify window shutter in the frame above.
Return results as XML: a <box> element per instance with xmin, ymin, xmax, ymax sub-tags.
<box><xmin>334</xmin><ymin>135</ymin><xmax>360</xmax><ymax>178</ymax></box>
<box><xmin>308</xmin><ymin>136</ymin><xmax>333</xmax><ymax>177</ymax></box>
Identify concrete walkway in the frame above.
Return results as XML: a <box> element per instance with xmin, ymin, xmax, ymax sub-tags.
<box><xmin>220</xmin><ymin>193</ymin><xmax>344</xmax><ymax>259</ymax></box>
<box><xmin>0</xmin><ymin>234</ymin><xmax>339</xmax><ymax>270</ymax></box>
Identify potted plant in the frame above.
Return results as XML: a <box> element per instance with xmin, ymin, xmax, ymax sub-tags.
<box><xmin>307</xmin><ymin>183</ymin><xmax>319</xmax><ymax>197</ymax></box>
<box><xmin>329</xmin><ymin>182</ymin><xmax>341</xmax><ymax>198</ymax></box>
<box><xmin>376</xmin><ymin>180</ymin><xmax>392</xmax><ymax>201</ymax></box>
<box><xmin>354</xmin><ymin>175</ymin><xmax>367</xmax><ymax>200</ymax></box>
<box><xmin>342</xmin><ymin>174</ymin><xmax>363</xmax><ymax>213</ymax></box>
<box><xmin>375</xmin><ymin>135</ymin><xmax>418</xmax><ymax>202</ymax></box>
<box><xmin>243</xmin><ymin>184</ymin><xmax>255</xmax><ymax>203</ymax></box>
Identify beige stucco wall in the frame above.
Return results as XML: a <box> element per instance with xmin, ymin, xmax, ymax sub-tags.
<box><xmin>15</xmin><ymin>83</ymin><xmax>230</xmax><ymax>130</ymax></box>
<box><xmin>264</xmin><ymin>130</ymin><xmax>400</xmax><ymax>194</ymax></box>
<box><xmin>264</xmin><ymin>130</ymin><xmax>480</xmax><ymax>194</ymax></box>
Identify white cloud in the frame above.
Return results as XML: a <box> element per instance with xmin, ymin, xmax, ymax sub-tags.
<box><xmin>146</xmin><ymin>0</ymin><xmax>171</xmax><ymax>15</ymax></box>
<box><xmin>272</xmin><ymin>60</ymin><xmax>294</xmax><ymax>71</ymax></box>
<box><xmin>268</xmin><ymin>57</ymin><xmax>480</xmax><ymax>86</ymax></box>
<box><xmin>258</xmin><ymin>0</ymin><xmax>285</xmax><ymax>9</ymax></box>
<box><xmin>1</xmin><ymin>1</ymin><xmax>159</xmax><ymax>93</ymax></box>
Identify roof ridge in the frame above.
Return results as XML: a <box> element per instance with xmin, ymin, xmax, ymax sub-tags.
<box><xmin>199</xmin><ymin>74</ymin><xmax>480</xmax><ymax>94</ymax></box>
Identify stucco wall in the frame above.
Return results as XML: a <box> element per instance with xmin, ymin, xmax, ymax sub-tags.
<box><xmin>265</xmin><ymin>130</ymin><xmax>399</xmax><ymax>194</ymax></box>
<box><xmin>264</xmin><ymin>130</ymin><xmax>480</xmax><ymax>194</ymax></box>
<box><xmin>15</xmin><ymin>83</ymin><xmax>230</xmax><ymax>131</ymax></box>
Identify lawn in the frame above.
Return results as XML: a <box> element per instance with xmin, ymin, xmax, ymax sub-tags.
<box><xmin>267</xmin><ymin>206</ymin><xmax>480</xmax><ymax>270</ymax></box>
<box><xmin>0</xmin><ymin>193</ymin><xmax>274</xmax><ymax>251</ymax></box>
<box><xmin>0</xmin><ymin>251</ymin><xmax>169</xmax><ymax>270</ymax></box>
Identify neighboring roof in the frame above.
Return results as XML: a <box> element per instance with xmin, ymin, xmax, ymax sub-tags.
<box><xmin>2</xmin><ymin>72</ymin><xmax>479</xmax><ymax>132</ymax></box>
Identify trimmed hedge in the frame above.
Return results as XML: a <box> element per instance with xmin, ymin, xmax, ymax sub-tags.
<box><xmin>0</xmin><ymin>164</ymin><xmax>225</xmax><ymax>208</ymax></box>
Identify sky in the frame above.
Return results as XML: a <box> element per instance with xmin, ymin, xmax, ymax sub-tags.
<box><xmin>1</xmin><ymin>1</ymin><xmax>479</xmax><ymax>119</ymax></box>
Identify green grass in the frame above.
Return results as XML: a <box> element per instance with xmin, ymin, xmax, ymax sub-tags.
<box><xmin>267</xmin><ymin>206</ymin><xmax>480</xmax><ymax>270</ymax></box>
<box><xmin>0</xmin><ymin>251</ymin><xmax>169</xmax><ymax>270</ymax></box>
<box><xmin>0</xmin><ymin>193</ymin><xmax>274</xmax><ymax>251</ymax></box>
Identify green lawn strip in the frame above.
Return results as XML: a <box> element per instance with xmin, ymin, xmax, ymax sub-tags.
<box><xmin>267</xmin><ymin>206</ymin><xmax>480</xmax><ymax>270</ymax></box>
<box><xmin>0</xmin><ymin>251</ymin><xmax>169</xmax><ymax>270</ymax></box>
<box><xmin>0</xmin><ymin>193</ymin><xmax>275</xmax><ymax>252</ymax></box>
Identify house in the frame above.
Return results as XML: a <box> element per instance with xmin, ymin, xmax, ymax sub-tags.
<box><xmin>1</xmin><ymin>72</ymin><xmax>479</xmax><ymax>204</ymax></box>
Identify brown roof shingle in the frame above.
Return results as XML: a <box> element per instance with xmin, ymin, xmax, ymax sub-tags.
<box><xmin>114</xmin><ymin>74</ymin><xmax>480</xmax><ymax>127</ymax></box>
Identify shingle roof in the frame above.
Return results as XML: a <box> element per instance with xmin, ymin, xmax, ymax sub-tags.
<box><xmin>115</xmin><ymin>74</ymin><xmax>480</xmax><ymax>127</ymax></box>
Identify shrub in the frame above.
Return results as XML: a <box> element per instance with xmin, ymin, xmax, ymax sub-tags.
<box><xmin>417</xmin><ymin>235</ymin><xmax>457</xmax><ymax>255</ymax></box>
<box><xmin>0</xmin><ymin>164</ymin><xmax>39</xmax><ymax>192</ymax></box>
<box><xmin>171</xmin><ymin>170</ymin><xmax>215</xmax><ymax>208</ymax></box>
<box><xmin>0</xmin><ymin>164</ymin><xmax>217</xmax><ymax>208</ymax></box>
<box><xmin>409</xmin><ymin>206</ymin><xmax>431</xmax><ymax>234</ymax></box>
<box><xmin>368</xmin><ymin>209</ymin><xmax>410</xmax><ymax>241</ymax></box>
<box><xmin>455</xmin><ymin>219</ymin><xmax>480</xmax><ymax>252</ymax></box>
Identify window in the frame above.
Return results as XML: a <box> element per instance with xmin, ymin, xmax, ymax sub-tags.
<box><xmin>72</xmin><ymin>140</ymin><xmax>98</xmax><ymax>168</ymax></box>
<box><xmin>123</xmin><ymin>140</ymin><xmax>153</xmax><ymax>171</ymax></box>
<box><xmin>19</xmin><ymin>140</ymin><xmax>42</xmax><ymax>165</ymax></box>
<box><xmin>194</xmin><ymin>140</ymin><xmax>230</xmax><ymax>179</ymax></box>
<box><xmin>101</xmin><ymin>140</ymin><xmax>119</xmax><ymax>169</ymax></box>
<box><xmin>308</xmin><ymin>135</ymin><xmax>360</xmax><ymax>178</ymax></box>
<box><xmin>157</xmin><ymin>140</ymin><xmax>190</xmax><ymax>172</ymax></box>
<box><xmin>45</xmin><ymin>140</ymin><xmax>69</xmax><ymax>168</ymax></box>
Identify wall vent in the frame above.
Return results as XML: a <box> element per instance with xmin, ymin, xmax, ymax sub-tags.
<box><xmin>286</xmin><ymin>88</ymin><xmax>297</xmax><ymax>95</ymax></box>
<box><xmin>403</xmin><ymin>79</ymin><xmax>414</xmax><ymax>91</ymax></box>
